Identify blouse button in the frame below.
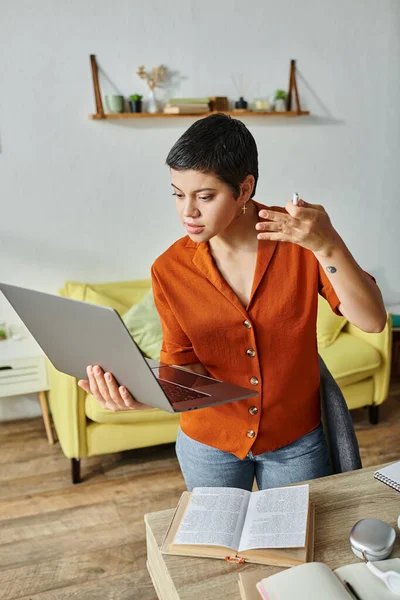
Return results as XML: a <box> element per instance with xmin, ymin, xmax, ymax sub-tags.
<box><xmin>243</xmin><ymin>320</ymin><xmax>252</xmax><ymax>329</ymax></box>
<box><xmin>250</xmin><ymin>376</ymin><xmax>259</xmax><ymax>386</ymax></box>
<box><xmin>247</xmin><ymin>430</ymin><xmax>256</xmax><ymax>438</ymax></box>
<box><xmin>246</xmin><ymin>348</ymin><xmax>256</xmax><ymax>358</ymax></box>
<box><xmin>249</xmin><ymin>406</ymin><xmax>258</xmax><ymax>415</ymax></box>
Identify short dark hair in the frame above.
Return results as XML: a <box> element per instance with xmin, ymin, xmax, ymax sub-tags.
<box><xmin>166</xmin><ymin>113</ymin><xmax>258</xmax><ymax>198</ymax></box>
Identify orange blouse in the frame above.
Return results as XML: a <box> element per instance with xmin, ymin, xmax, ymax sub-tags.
<box><xmin>151</xmin><ymin>201</ymin><xmax>341</xmax><ymax>460</ymax></box>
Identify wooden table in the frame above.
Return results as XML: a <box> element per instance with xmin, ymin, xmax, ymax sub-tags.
<box><xmin>145</xmin><ymin>464</ymin><xmax>400</xmax><ymax>600</ymax></box>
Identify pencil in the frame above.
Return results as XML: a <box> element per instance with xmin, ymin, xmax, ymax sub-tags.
<box><xmin>344</xmin><ymin>580</ymin><xmax>362</xmax><ymax>600</ymax></box>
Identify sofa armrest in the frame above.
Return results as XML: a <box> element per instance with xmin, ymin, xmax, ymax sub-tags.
<box><xmin>344</xmin><ymin>315</ymin><xmax>392</xmax><ymax>405</ymax></box>
<box><xmin>47</xmin><ymin>360</ymin><xmax>88</xmax><ymax>459</ymax></box>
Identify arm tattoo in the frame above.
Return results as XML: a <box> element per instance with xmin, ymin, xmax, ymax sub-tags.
<box><xmin>326</xmin><ymin>266</ymin><xmax>337</xmax><ymax>274</ymax></box>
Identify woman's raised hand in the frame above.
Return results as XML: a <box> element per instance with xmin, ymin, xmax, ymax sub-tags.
<box><xmin>256</xmin><ymin>198</ymin><xmax>339</xmax><ymax>256</ymax></box>
<box><xmin>78</xmin><ymin>365</ymin><xmax>154</xmax><ymax>411</ymax></box>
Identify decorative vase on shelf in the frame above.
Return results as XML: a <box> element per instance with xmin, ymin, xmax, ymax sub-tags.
<box><xmin>275</xmin><ymin>98</ymin><xmax>287</xmax><ymax>112</ymax></box>
<box><xmin>104</xmin><ymin>95</ymin><xmax>124</xmax><ymax>114</ymax></box>
<box><xmin>129</xmin><ymin>99</ymin><xmax>142</xmax><ymax>113</ymax></box>
<box><xmin>234</xmin><ymin>97</ymin><xmax>248</xmax><ymax>110</ymax></box>
<box><xmin>253</xmin><ymin>98</ymin><xmax>271</xmax><ymax>112</ymax></box>
<box><xmin>147</xmin><ymin>90</ymin><xmax>158</xmax><ymax>114</ymax></box>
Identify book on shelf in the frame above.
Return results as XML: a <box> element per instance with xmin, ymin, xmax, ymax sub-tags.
<box><xmin>163</xmin><ymin>104</ymin><xmax>210</xmax><ymax>114</ymax></box>
<box><xmin>238</xmin><ymin>558</ymin><xmax>400</xmax><ymax>600</ymax></box>
<box><xmin>161</xmin><ymin>484</ymin><xmax>314</xmax><ymax>567</ymax></box>
<box><xmin>168</xmin><ymin>97</ymin><xmax>210</xmax><ymax>104</ymax></box>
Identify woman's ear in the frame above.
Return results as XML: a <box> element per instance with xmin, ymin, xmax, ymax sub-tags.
<box><xmin>239</xmin><ymin>174</ymin><xmax>255</xmax><ymax>201</ymax></box>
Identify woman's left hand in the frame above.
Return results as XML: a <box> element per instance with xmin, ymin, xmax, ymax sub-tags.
<box><xmin>256</xmin><ymin>199</ymin><xmax>339</xmax><ymax>256</ymax></box>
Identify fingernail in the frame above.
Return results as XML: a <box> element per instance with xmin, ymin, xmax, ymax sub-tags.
<box><xmin>105</xmin><ymin>373</ymin><xmax>111</xmax><ymax>382</ymax></box>
<box><xmin>94</xmin><ymin>366</ymin><xmax>101</xmax><ymax>375</ymax></box>
<box><xmin>259</xmin><ymin>210</ymin><xmax>268</xmax><ymax>218</ymax></box>
<box><xmin>87</xmin><ymin>366</ymin><xmax>92</xmax><ymax>375</ymax></box>
<box><xmin>120</xmin><ymin>386</ymin><xmax>126</xmax><ymax>395</ymax></box>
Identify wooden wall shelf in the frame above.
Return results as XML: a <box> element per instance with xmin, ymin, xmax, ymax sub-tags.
<box><xmin>89</xmin><ymin>110</ymin><xmax>310</xmax><ymax>120</ymax></box>
<box><xmin>89</xmin><ymin>56</ymin><xmax>309</xmax><ymax>121</ymax></box>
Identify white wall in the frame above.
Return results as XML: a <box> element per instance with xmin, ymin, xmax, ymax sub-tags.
<box><xmin>1</xmin><ymin>0</ymin><xmax>399</xmax><ymax>418</ymax></box>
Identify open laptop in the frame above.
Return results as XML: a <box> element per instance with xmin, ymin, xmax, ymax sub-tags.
<box><xmin>0</xmin><ymin>283</ymin><xmax>258</xmax><ymax>413</ymax></box>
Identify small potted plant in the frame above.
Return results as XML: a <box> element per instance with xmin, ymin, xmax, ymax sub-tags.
<box><xmin>0</xmin><ymin>320</ymin><xmax>7</xmax><ymax>341</ymax></box>
<box><xmin>274</xmin><ymin>89</ymin><xmax>287</xmax><ymax>112</ymax></box>
<box><xmin>129</xmin><ymin>94</ymin><xmax>143</xmax><ymax>113</ymax></box>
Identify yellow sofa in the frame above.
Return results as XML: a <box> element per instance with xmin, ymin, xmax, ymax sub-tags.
<box><xmin>47</xmin><ymin>281</ymin><xmax>392</xmax><ymax>484</ymax></box>
<box><xmin>317</xmin><ymin>295</ymin><xmax>392</xmax><ymax>425</ymax></box>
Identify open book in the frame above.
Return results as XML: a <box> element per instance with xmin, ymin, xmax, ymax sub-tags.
<box><xmin>161</xmin><ymin>485</ymin><xmax>315</xmax><ymax>567</ymax></box>
<box><xmin>238</xmin><ymin>559</ymin><xmax>400</xmax><ymax>600</ymax></box>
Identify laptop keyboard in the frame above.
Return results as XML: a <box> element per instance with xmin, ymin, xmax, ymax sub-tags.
<box><xmin>158</xmin><ymin>379</ymin><xmax>207</xmax><ymax>403</ymax></box>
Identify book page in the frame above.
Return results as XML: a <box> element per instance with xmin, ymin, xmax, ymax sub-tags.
<box><xmin>173</xmin><ymin>487</ymin><xmax>251</xmax><ymax>550</ymax></box>
<box><xmin>238</xmin><ymin>484</ymin><xmax>309</xmax><ymax>552</ymax></box>
<box><xmin>260</xmin><ymin>562</ymin><xmax>349</xmax><ymax>600</ymax></box>
<box><xmin>335</xmin><ymin>558</ymin><xmax>400</xmax><ymax>600</ymax></box>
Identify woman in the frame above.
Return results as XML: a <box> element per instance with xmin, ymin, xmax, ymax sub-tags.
<box><xmin>78</xmin><ymin>114</ymin><xmax>386</xmax><ymax>491</ymax></box>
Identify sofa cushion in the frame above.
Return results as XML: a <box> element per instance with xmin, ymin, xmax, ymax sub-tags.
<box><xmin>317</xmin><ymin>295</ymin><xmax>347</xmax><ymax>348</ymax></box>
<box><xmin>122</xmin><ymin>289</ymin><xmax>162</xmax><ymax>360</ymax></box>
<box><xmin>61</xmin><ymin>280</ymin><xmax>151</xmax><ymax>316</ymax></box>
<box><xmin>61</xmin><ymin>283</ymin><xmax>128</xmax><ymax>315</ymax></box>
<box><xmin>83</xmin><ymin>287</ymin><xmax>130</xmax><ymax>316</ymax></box>
<box><xmin>85</xmin><ymin>393</ymin><xmax>176</xmax><ymax>424</ymax></box>
<box><xmin>319</xmin><ymin>332</ymin><xmax>382</xmax><ymax>387</ymax></box>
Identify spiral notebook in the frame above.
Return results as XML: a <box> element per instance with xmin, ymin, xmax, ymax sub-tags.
<box><xmin>374</xmin><ymin>461</ymin><xmax>400</xmax><ymax>492</ymax></box>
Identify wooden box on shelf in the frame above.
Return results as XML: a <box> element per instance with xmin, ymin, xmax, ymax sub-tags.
<box><xmin>209</xmin><ymin>96</ymin><xmax>229</xmax><ymax>111</ymax></box>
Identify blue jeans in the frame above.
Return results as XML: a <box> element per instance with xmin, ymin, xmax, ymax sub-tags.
<box><xmin>175</xmin><ymin>423</ymin><xmax>332</xmax><ymax>491</ymax></box>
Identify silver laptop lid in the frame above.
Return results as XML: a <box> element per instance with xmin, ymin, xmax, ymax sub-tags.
<box><xmin>0</xmin><ymin>283</ymin><xmax>177</xmax><ymax>413</ymax></box>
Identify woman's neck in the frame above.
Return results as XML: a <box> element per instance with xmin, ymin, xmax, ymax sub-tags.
<box><xmin>209</xmin><ymin>200</ymin><xmax>259</xmax><ymax>254</ymax></box>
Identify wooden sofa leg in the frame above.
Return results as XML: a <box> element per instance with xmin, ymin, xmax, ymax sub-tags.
<box><xmin>71</xmin><ymin>458</ymin><xmax>81</xmax><ymax>484</ymax></box>
<box><xmin>369</xmin><ymin>405</ymin><xmax>379</xmax><ymax>425</ymax></box>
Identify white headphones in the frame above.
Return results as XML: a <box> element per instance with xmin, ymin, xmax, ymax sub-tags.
<box><xmin>363</xmin><ymin>553</ymin><xmax>400</xmax><ymax>595</ymax></box>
